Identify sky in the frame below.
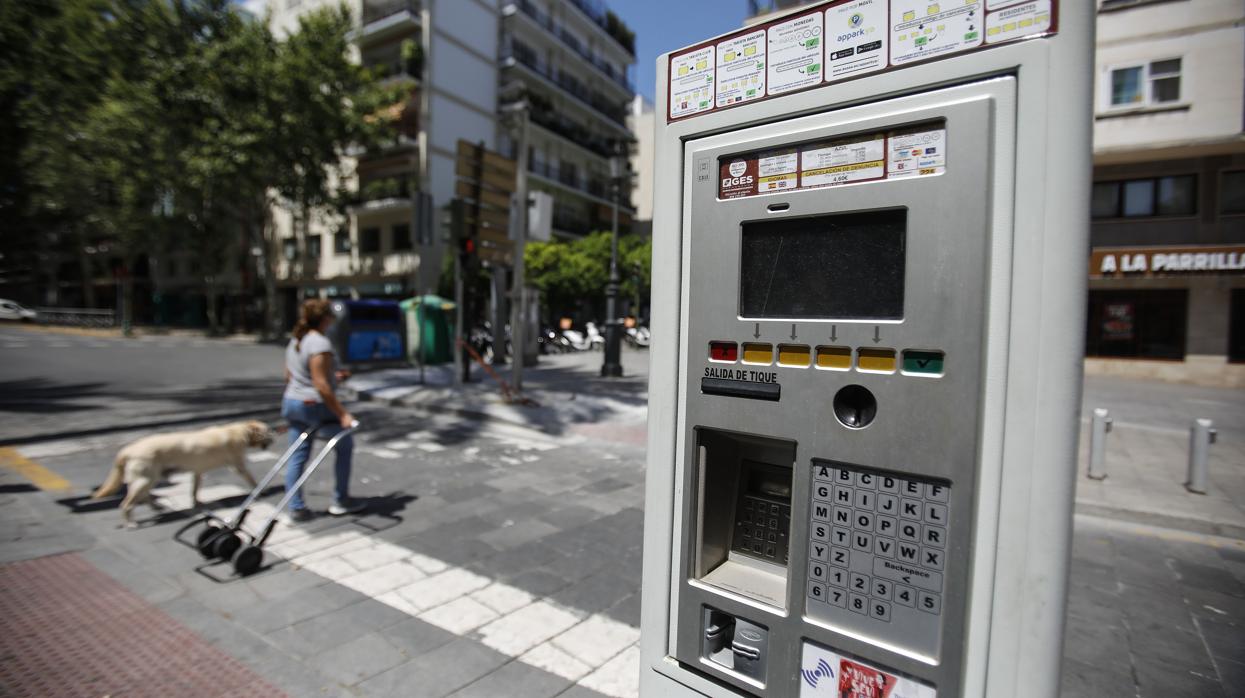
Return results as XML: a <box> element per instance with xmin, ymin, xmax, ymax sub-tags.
<box><xmin>614</xmin><ymin>1</ymin><xmax>750</xmax><ymax>103</ymax></box>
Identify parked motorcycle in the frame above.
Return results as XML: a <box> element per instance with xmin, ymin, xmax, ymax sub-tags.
<box><xmin>625</xmin><ymin>324</ymin><xmax>651</xmax><ymax>349</ymax></box>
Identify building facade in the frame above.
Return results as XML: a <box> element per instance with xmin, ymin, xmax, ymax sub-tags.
<box><xmin>266</xmin><ymin>0</ymin><xmax>635</xmax><ymax>319</ymax></box>
<box><xmin>1089</xmin><ymin>0</ymin><xmax>1245</xmax><ymax>386</ymax></box>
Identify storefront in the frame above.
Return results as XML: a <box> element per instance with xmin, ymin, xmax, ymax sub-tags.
<box><xmin>1086</xmin><ymin>244</ymin><xmax>1245</xmax><ymax>386</ymax></box>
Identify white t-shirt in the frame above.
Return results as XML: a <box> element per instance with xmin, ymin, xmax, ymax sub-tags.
<box><xmin>283</xmin><ymin>331</ymin><xmax>337</xmax><ymax>403</ymax></box>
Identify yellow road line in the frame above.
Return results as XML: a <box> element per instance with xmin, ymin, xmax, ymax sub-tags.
<box><xmin>0</xmin><ymin>447</ymin><xmax>72</xmax><ymax>491</ymax></box>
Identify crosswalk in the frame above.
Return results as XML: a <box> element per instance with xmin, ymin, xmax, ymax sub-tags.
<box><xmin>153</xmin><ymin>473</ymin><xmax>640</xmax><ymax>698</ymax></box>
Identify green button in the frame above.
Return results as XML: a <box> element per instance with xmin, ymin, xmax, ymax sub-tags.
<box><xmin>903</xmin><ymin>350</ymin><xmax>945</xmax><ymax>375</ymax></box>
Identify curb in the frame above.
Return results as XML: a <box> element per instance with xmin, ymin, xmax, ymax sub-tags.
<box><xmin>0</xmin><ymin>406</ymin><xmax>280</xmax><ymax>448</ymax></box>
<box><xmin>1074</xmin><ymin>501</ymin><xmax>1245</xmax><ymax>541</ymax></box>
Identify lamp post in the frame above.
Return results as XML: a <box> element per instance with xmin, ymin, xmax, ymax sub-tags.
<box><xmin>601</xmin><ymin>148</ymin><xmax>624</xmax><ymax>378</ymax></box>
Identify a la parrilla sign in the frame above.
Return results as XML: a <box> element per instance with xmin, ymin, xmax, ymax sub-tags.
<box><xmin>1090</xmin><ymin>245</ymin><xmax>1245</xmax><ymax>278</ymax></box>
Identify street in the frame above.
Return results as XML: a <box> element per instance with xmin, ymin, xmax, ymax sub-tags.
<box><xmin>1</xmin><ymin>323</ymin><xmax>1243</xmax><ymax>697</ymax></box>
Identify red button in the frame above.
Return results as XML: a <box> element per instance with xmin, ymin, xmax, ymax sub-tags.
<box><xmin>709</xmin><ymin>341</ymin><xmax>738</xmax><ymax>362</ymax></box>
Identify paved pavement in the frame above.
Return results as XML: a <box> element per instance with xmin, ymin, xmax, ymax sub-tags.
<box><xmin>1</xmin><ymin>329</ymin><xmax>1243</xmax><ymax>697</ymax></box>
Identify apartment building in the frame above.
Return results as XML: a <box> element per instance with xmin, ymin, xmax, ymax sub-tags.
<box><xmin>498</xmin><ymin>0</ymin><xmax>637</xmax><ymax>238</ymax></box>
<box><xmin>1089</xmin><ymin>0</ymin><xmax>1245</xmax><ymax>386</ymax></box>
<box><xmin>264</xmin><ymin>0</ymin><xmax>635</xmax><ymax>323</ymax></box>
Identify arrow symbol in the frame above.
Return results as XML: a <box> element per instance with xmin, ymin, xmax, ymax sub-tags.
<box><xmin>753</xmin><ymin>323</ymin><xmax>761</xmax><ymax>339</ymax></box>
<box><xmin>790</xmin><ymin>324</ymin><xmax>797</xmax><ymax>340</ymax></box>
<box><xmin>830</xmin><ymin>325</ymin><xmax>837</xmax><ymax>342</ymax></box>
<box><xmin>902</xmin><ymin>575</ymin><xmax>911</xmax><ymax>584</ymax></box>
<box><xmin>873</xmin><ymin>326</ymin><xmax>881</xmax><ymax>343</ymax></box>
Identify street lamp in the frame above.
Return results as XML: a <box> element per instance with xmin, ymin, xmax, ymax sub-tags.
<box><xmin>600</xmin><ymin>145</ymin><xmax>625</xmax><ymax>378</ymax></box>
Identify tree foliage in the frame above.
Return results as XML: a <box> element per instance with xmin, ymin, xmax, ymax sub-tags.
<box><xmin>525</xmin><ymin>232</ymin><xmax>651</xmax><ymax>320</ymax></box>
<box><xmin>0</xmin><ymin>0</ymin><xmax>399</xmax><ymax>333</ymax></box>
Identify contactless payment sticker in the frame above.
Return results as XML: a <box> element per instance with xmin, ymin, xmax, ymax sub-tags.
<box><xmin>826</xmin><ymin>0</ymin><xmax>888</xmax><ymax>82</ymax></box>
<box><xmin>800</xmin><ymin>643</ymin><xmax>936</xmax><ymax>698</ymax></box>
<box><xmin>716</xmin><ymin>30</ymin><xmax>766</xmax><ymax>107</ymax></box>
<box><xmin>985</xmin><ymin>0</ymin><xmax>1052</xmax><ymax>43</ymax></box>
<box><xmin>889</xmin><ymin>0</ymin><xmax>984</xmax><ymax>66</ymax></box>
<box><xmin>670</xmin><ymin>46</ymin><xmax>715</xmax><ymax>119</ymax></box>
<box><xmin>767</xmin><ymin>11</ymin><xmax>823</xmax><ymax>95</ymax></box>
<box><xmin>886</xmin><ymin>125</ymin><xmax>946</xmax><ymax>179</ymax></box>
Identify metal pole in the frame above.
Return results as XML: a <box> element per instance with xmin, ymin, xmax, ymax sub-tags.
<box><xmin>601</xmin><ymin>151</ymin><xmax>623</xmax><ymax>378</ymax></box>
<box><xmin>1087</xmin><ymin>408</ymin><xmax>1111</xmax><ymax>480</ymax></box>
<box><xmin>510</xmin><ymin>104</ymin><xmax>530</xmax><ymax>391</ymax></box>
<box><xmin>1185</xmin><ymin>418</ymin><xmax>1217</xmax><ymax>494</ymax></box>
<box><xmin>453</xmin><ymin>225</ymin><xmax>465</xmax><ymax>387</ymax></box>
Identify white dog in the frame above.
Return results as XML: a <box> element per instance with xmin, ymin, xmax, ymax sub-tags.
<box><xmin>92</xmin><ymin>420</ymin><xmax>273</xmax><ymax>524</ymax></box>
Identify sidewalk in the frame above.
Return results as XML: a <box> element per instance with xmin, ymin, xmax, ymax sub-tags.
<box><xmin>343</xmin><ymin>349</ymin><xmax>651</xmax><ymax>446</ymax></box>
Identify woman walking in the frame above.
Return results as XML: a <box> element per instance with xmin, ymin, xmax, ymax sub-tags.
<box><xmin>281</xmin><ymin>299</ymin><xmax>365</xmax><ymax>522</ymax></box>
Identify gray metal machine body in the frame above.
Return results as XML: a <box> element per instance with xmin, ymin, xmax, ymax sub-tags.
<box><xmin>641</xmin><ymin>3</ymin><xmax>1093</xmax><ymax>697</ymax></box>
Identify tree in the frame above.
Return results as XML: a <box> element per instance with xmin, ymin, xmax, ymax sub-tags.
<box><xmin>524</xmin><ymin>231</ymin><xmax>651</xmax><ymax>322</ymax></box>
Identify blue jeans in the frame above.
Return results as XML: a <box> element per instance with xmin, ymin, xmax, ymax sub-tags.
<box><xmin>280</xmin><ymin>398</ymin><xmax>353</xmax><ymax>511</ymax></box>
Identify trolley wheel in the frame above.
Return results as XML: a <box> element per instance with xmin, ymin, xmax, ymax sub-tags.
<box><xmin>233</xmin><ymin>546</ymin><xmax>263</xmax><ymax>577</ymax></box>
<box><xmin>196</xmin><ymin>525</ymin><xmax>223</xmax><ymax>558</ymax></box>
<box><xmin>211</xmin><ymin>532</ymin><xmax>242</xmax><ymax>561</ymax></box>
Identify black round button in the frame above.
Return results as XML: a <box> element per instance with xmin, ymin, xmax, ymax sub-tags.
<box><xmin>833</xmin><ymin>384</ymin><xmax>877</xmax><ymax>429</ymax></box>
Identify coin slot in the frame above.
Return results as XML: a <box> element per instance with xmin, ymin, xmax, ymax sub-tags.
<box><xmin>833</xmin><ymin>384</ymin><xmax>877</xmax><ymax>429</ymax></box>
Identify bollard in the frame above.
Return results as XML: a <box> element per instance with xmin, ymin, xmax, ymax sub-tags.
<box><xmin>1185</xmin><ymin>418</ymin><xmax>1217</xmax><ymax>495</ymax></box>
<box><xmin>1087</xmin><ymin>408</ymin><xmax>1112</xmax><ymax>480</ymax></box>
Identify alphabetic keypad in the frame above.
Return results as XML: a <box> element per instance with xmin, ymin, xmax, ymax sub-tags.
<box><xmin>805</xmin><ymin>461</ymin><xmax>951</xmax><ymax>654</ymax></box>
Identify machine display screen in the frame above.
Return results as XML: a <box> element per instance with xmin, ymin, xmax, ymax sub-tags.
<box><xmin>739</xmin><ymin>209</ymin><xmax>906</xmax><ymax>320</ymax></box>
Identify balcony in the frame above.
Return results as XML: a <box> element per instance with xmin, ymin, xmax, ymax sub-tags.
<box><xmin>501</xmin><ymin>41</ymin><xmax>630</xmax><ymax>128</ymax></box>
<box><xmin>361</xmin><ymin>0</ymin><xmax>420</xmax><ymax>41</ymax></box>
<box><xmin>528</xmin><ymin>160</ymin><xmax>630</xmax><ymax>212</ymax></box>
<box><xmin>506</xmin><ymin>1</ymin><xmax>634</xmax><ymax>93</ymax></box>
<box><xmin>348</xmin><ymin>176</ymin><xmax>416</xmax><ymax>213</ymax></box>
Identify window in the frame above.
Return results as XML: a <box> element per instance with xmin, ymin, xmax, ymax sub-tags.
<box><xmin>307</xmin><ymin>235</ymin><xmax>322</xmax><ymax>259</ymax></box>
<box><xmin>334</xmin><ymin>230</ymin><xmax>351</xmax><ymax>255</ymax></box>
<box><xmin>1086</xmin><ymin>290</ymin><xmax>1188</xmax><ymax>360</ymax></box>
<box><xmin>1230</xmin><ymin>290</ymin><xmax>1245</xmax><ymax>363</ymax></box>
<box><xmin>1091</xmin><ymin>175</ymin><xmax>1196</xmax><ymax>219</ymax></box>
<box><xmin>1108</xmin><ymin>58</ymin><xmax>1181</xmax><ymax>108</ymax></box>
<box><xmin>282</xmin><ymin>239</ymin><xmax>297</xmax><ymax>261</ymax></box>
<box><xmin>392</xmin><ymin>223</ymin><xmax>412</xmax><ymax>251</ymax></box>
<box><xmin>360</xmin><ymin>227</ymin><xmax>381</xmax><ymax>254</ymax></box>
<box><xmin>1220</xmin><ymin>171</ymin><xmax>1245</xmax><ymax>215</ymax></box>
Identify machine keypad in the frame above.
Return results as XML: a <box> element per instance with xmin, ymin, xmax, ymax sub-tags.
<box><xmin>733</xmin><ymin>495</ymin><xmax>791</xmax><ymax>564</ymax></box>
<box><xmin>806</xmin><ymin>462</ymin><xmax>949</xmax><ymax>633</ymax></box>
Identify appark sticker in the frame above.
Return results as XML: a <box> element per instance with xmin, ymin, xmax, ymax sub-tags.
<box><xmin>826</xmin><ymin>0</ymin><xmax>888</xmax><ymax>81</ymax></box>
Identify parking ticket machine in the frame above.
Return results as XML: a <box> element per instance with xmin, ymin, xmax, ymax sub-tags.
<box><xmin>641</xmin><ymin>2</ymin><xmax>1092</xmax><ymax>697</ymax></box>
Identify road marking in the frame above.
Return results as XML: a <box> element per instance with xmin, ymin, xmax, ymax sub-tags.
<box><xmin>153</xmin><ymin>476</ymin><xmax>640</xmax><ymax>697</ymax></box>
<box><xmin>1074</xmin><ymin>512</ymin><xmax>1245</xmax><ymax>551</ymax></box>
<box><xmin>0</xmin><ymin>448</ymin><xmax>72</xmax><ymax>491</ymax></box>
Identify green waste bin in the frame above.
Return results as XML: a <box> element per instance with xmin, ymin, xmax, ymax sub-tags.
<box><xmin>400</xmin><ymin>295</ymin><xmax>456</xmax><ymax>365</ymax></box>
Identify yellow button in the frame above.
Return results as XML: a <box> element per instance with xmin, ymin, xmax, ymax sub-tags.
<box><xmin>856</xmin><ymin>348</ymin><xmax>897</xmax><ymax>373</ymax></box>
<box><xmin>742</xmin><ymin>343</ymin><xmax>773</xmax><ymax>365</ymax></box>
<box><xmin>815</xmin><ymin>346</ymin><xmax>852</xmax><ymax>371</ymax></box>
<box><xmin>777</xmin><ymin>344</ymin><xmax>811</xmax><ymax>367</ymax></box>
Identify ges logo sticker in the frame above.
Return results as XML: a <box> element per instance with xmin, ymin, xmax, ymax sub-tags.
<box><xmin>723</xmin><ymin>160</ymin><xmax>752</xmax><ymax>188</ymax></box>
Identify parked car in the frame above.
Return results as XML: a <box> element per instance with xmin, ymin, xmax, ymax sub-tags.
<box><xmin>0</xmin><ymin>299</ymin><xmax>37</xmax><ymax>322</ymax></box>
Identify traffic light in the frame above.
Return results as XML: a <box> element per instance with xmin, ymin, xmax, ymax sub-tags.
<box><xmin>450</xmin><ymin>198</ymin><xmax>477</xmax><ymax>265</ymax></box>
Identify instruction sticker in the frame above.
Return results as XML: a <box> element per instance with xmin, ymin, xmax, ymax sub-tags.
<box><xmin>890</xmin><ymin>0</ymin><xmax>984</xmax><ymax>66</ymax></box>
<box><xmin>826</xmin><ymin>0</ymin><xmax>888</xmax><ymax>82</ymax></box>
<box><xmin>887</xmin><ymin>125</ymin><xmax>946</xmax><ymax>179</ymax></box>
<box><xmin>985</xmin><ymin>0</ymin><xmax>1052</xmax><ymax>43</ymax></box>
<box><xmin>986</xmin><ymin>0</ymin><xmax>1030</xmax><ymax>7</ymax></box>
<box><xmin>716</xmin><ymin>30</ymin><xmax>767</xmax><ymax>107</ymax></box>
<box><xmin>670</xmin><ymin>46</ymin><xmax>715</xmax><ymax>119</ymax></box>
<box><xmin>799</xmin><ymin>642</ymin><xmax>937</xmax><ymax>697</ymax></box>
<box><xmin>758</xmin><ymin>150</ymin><xmax>799</xmax><ymax>193</ymax></box>
<box><xmin>800</xmin><ymin>133</ymin><xmax>886</xmax><ymax>189</ymax></box>
<box><xmin>767</xmin><ymin>11</ymin><xmax>824</xmax><ymax>96</ymax></box>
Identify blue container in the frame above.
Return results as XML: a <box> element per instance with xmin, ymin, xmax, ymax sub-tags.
<box><xmin>328</xmin><ymin>299</ymin><xmax>406</xmax><ymax>367</ymax></box>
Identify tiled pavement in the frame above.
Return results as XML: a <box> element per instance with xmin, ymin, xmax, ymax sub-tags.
<box><xmin>0</xmin><ymin>405</ymin><xmax>647</xmax><ymax>698</ymax></box>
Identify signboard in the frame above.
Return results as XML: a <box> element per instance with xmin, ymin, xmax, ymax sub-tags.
<box><xmin>1090</xmin><ymin>245</ymin><xmax>1245</xmax><ymax>278</ymax></box>
<box><xmin>455</xmin><ymin>140</ymin><xmax>516</xmax><ymax>266</ymax></box>
<box><xmin>667</xmin><ymin>0</ymin><xmax>1058</xmax><ymax>121</ymax></box>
